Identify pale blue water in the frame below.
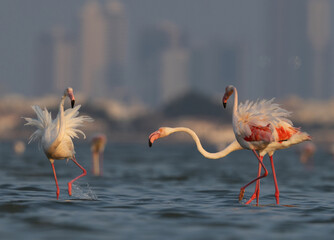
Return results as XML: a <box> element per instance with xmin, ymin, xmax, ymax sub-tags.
<box><xmin>0</xmin><ymin>142</ymin><xmax>333</xmax><ymax>239</ymax></box>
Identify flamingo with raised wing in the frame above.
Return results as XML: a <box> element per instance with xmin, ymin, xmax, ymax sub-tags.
<box><xmin>149</xmin><ymin>85</ymin><xmax>311</xmax><ymax>205</ymax></box>
<box><xmin>24</xmin><ymin>88</ymin><xmax>93</xmax><ymax>199</ymax></box>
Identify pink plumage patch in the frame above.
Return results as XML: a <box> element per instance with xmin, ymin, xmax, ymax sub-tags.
<box><xmin>276</xmin><ymin>126</ymin><xmax>298</xmax><ymax>142</ymax></box>
<box><xmin>244</xmin><ymin>124</ymin><xmax>272</xmax><ymax>142</ymax></box>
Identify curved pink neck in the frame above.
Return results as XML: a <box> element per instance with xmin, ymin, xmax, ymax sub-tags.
<box><xmin>232</xmin><ymin>86</ymin><xmax>238</xmax><ymax>114</ymax></box>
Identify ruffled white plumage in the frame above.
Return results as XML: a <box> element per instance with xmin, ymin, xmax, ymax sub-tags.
<box><xmin>222</xmin><ymin>85</ymin><xmax>311</xmax><ymax>205</ymax></box>
<box><xmin>62</xmin><ymin>105</ymin><xmax>93</xmax><ymax>140</ymax></box>
<box><xmin>24</xmin><ymin>106</ymin><xmax>53</xmax><ymax>148</ymax></box>
<box><xmin>234</xmin><ymin>98</ymin><xmax>293</xmax><ymax>138</ymax></box>
<box><xmin>24</xmin><ymin>105</ymin><xmax>93</xmax><ymax>154</ymax></box>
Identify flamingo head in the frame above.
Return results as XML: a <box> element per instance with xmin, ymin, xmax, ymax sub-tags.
<box><xmin>64</xmin><ymin>87</ymin><xmax>75</xmax><ymax>108</ymax></box>
<box><xmin>148</xmin><ymin>127</ymin><xmax>173</xmax><ymax>147</ymax></box>
<box><xmin>91</xmin><ymin>134</ymin><xmax>107</xmax><ymax>152</ymax></box>
<box><xmin>222</xmin><ymin>85</ymin><xmax>234</xmax><ymax>108</ymax></box>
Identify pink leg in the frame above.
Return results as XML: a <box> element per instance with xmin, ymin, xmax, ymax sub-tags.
<box><xmin>239</xmin><ymin>150</ymin><xmax>268</xmax><ymax>203</ymax></box>
<box><xmin>68</xmin><ymin>156</ymin><xmax>87</xmax><ymax>196</ymax></box>
<box><xmin>251</xmin><ymin>151</ymin><xmax>262</xmax><ymax>205</ymax></box>
<box><xmin>245</xmin><ymin>160</ymin><xmax>262</xmax><ymax>205</ymax></box>
<box><xmin>269</xmin><ymin>155</ymin><xmax>280</xmax><ymax>204</ymax></box>
<box><xmin>256</xmin><ymin>181</ymin><xmax>260</xmax><ymax>205</ymax></box>
<box><xmin>100</xmin><ymin>152</ymin><xmax>104</xmax><ymax>176</ymax></box>
<box><xmin>92</xmin><ymin>151</ymin><xmax>98</xmax><ymax>176</ymax></box>
<box><xmin>254</xmin><ymin>151</ymin><xmax>262</xmax><ymax>205</ymax></box>
<box><xmin>50</xmin><ymin>161</ymin><xmax>60</xmax><ymax>200</ymax></box>
<box><xmin>91</xmin><ymin>152</ymin><xmax>94</xmax><ymax>174</ymax></box>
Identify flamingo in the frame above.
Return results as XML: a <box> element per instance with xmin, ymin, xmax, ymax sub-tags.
<box><xmin>91</xmin><ymin>134</ymin><xmax>107</xmax><ymax>176</ymax></box>
<box><xmin>24</xmin><ymin>87</ymin><xmax>93</xmax><ymax>199</ymax></box>
<box><xmin>222</xmin><ymin>85</ymin><xmax>311</xmax><ymax>205</ymax></box>
<box><xmin>149</xmin><ymin>85</ymin><xmax>311</xmax><ymax>205</ymax></box>
<box><xmin>299</xmin><ymin>142</ymin><xmax>316</xmax><ymax>166</ymax></box>
<box><xmin>13</xmin><ymin>140</ymin><xmax>26</xmax><ymax>155</ymax></box>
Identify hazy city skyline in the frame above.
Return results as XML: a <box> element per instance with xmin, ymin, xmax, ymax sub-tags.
<box><xmin>1</xmin><ymin>0</ymin><xmax>334</xmax><ymax>105</ymax></box>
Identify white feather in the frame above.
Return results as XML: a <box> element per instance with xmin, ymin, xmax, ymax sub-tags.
<box><xmin>235</xmin><ymin>98</ymin><xmax>293</xmax><ymax>137</ymax></box>
<box><xmin>24</xmin><ymin>105</ymin><xmax>93</xmax><ymax>155</ymax></box>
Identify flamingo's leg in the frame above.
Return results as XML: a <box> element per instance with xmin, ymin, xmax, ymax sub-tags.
<box><xmin>50</xmin><ymin>160</ymin><xmax>60</xmax><ymax>200</ymax></box>
<box><xmin>91</xmin><ymin>152</ymin><xmax>94</xmax><ymax>175</ymax></box>
<box><xmin>245</xmin><ymin>160</ymin><xmax>262</xmax><ymax>205</ymax></box>
<box><xmin>100</xmin><ymin>152</ymin><xmax>103</xmax><ymax>176</ymax></box>
<box><xmin>68</xmin><ymin>156</ymin><xmax>87</xmax><ymax>196</ymax></box>
<box><xmin>92</xmin><ymin>151</ymin><xmax>99</xmax><ymax>176</ymax></box>
<box><xmin>239</xmin><ymin>150</ymin><xmax>268</xmax><ymax>203</ymax></box>
<box><xmin>269</xmin><ymin>155</ymin><xmax>280</xmax><ymax>204</ymax></box>
<box><xmin>256</xmin><ymin>180</ymin><xmax>260</xmax><ymax>205</ymax></box>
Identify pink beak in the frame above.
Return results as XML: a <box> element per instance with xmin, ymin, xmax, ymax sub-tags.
<box><xmin>222</xmin><ymin>93</ymin><xmax>229</xmax><ymax>108</ymax></box>
<box><xmin>222</xmin><ymin>98</ymin><xmax>227</xmax><ymax>108</ymax></box>
<box><xmin>68</xmin><ymin>92</ymin><xmax>75</xmax><ymax>108</ymax></box>
<box><xmin>148</xmin><ymin>130</ymin><xmax>160</xmax><ymax>147</ymax></box>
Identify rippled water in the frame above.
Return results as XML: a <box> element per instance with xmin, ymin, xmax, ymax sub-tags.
<box><xmin>0</xmin><ymin>141</ymin><xmax>333</xmax><ymax>239</ymax></box>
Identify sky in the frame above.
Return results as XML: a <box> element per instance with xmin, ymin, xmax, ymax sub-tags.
<box><xmin>0</xmin><ymin>0</ymin><xmax>333</xmax><ymax>102</ymax></box>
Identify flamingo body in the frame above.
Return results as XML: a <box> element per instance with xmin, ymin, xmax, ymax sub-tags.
<box><xmin>149</xmin><ymin>85</ymin><xmax>311</xmax><ymax>206</ymax></box>
<box><xmin>232</xmin><ymin>98</ymin><xmax>309</xmax><ymax>152</ymax></box>
<box><xmin>24</xmin><ymin>88</ymin><xmax>93</xmax><ymax>199</ymax></box>
<box><xmin>223</xmin><ymin>85</ymin><xmax>310</xmax><ymax>205</ymax></box>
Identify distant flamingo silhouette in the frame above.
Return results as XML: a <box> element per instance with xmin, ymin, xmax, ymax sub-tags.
<box><xmin>149</xmin><ymin>85</ymin><xmax>311</xmax><ymax>205</ymax></box>
<box><xmin>24</xmin><ymin>88</ymin><xmax>93</xmax><ymax>199</ymax></box>
<box><xmin>91</xmin><ymin>134</ymin><xmax>107</xmax><ymax>176</ymax></box>
<box><xmin>299</xmin><ymin>142</ymin><xmax>316</xmax><ymax>170</ymax></box>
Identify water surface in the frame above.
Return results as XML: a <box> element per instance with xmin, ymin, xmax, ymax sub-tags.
<box><xmin>0</xmin><ymin>142</ymin><xmax>333</xmax><ymax>239</ymax></box>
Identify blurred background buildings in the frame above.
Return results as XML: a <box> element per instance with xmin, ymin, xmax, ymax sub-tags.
<box><xmin>1</xmin><ymin>0</ymin><xmax>334</xmax><ymax>147</ymax></box>
<box><xmin>1</xmin><ymin>0</ymin><xmax>334</xmax><ymax>104</ymax></box>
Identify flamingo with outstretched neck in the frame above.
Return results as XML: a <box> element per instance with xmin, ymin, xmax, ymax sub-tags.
<box><xmin>149</xmin><ymin>85</ymin><xmax>311</xmax><ymax>205</ymax></box>
<box><xmin>24</xmin><ymin>88</ymin><xmax>93</xmax><ymax>199</ymax></box>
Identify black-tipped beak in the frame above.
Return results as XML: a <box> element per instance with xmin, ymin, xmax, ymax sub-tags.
<box><xmin>71</xmin><ymin>100</ymin><xmax>75</xmax><ymax>108</ymax></box>
<box><xmin>148</xmin><ymin>130</ymin><xmax>160</xmax><ymax>148</ymax></box>
<box><xmin>223</xmin><ymin>102</ymin><xmax>226</xmax><ymax>108</ymax></box>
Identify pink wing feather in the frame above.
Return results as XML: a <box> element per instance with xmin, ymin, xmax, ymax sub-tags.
<box><xmin>243</xmin><ymin>124</ymin><xmax>273</xmax><ymax>142</ymax></box>
<box><xmin>235</xmin><ymin>99</ymin><xmax>294</xmax><ymax>143</ymax></box>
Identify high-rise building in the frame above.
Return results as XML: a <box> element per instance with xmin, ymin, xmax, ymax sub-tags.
<box><xmin>265</xmin><ymin>0</ymin><xmax>314</xmax><ymax>99</ymax></box>
<box><xmin>161</xmin><ymin>47</ymin><xmax>190</xmax><ymax>103</ymax></box>
<box><xmin>35</xmin><ymin>27</ymin><xmax>75</xmax><ymax>95</ymax></box>
<box><xmin>35</xmin><ymin>33</ymin><xmax>54</xmax><ymax>96</ymax></box>
<box><xmin>79</xmin><ymin>0</ymin><xmax>128</xmax><ymax>98</ymax></box>
<box><xmin>307</xmin><ymin>0</ymin><xmax>331</xmax><ymax>99</ymax></box>
<box><xmin>79</xmin><ymin>0</ymin><xmax>107</xmax><ymax>97</ymax></box>
<box><xmin>104</xmin><ymin>0</ymin><xmax>128</xmax><ymax>97</ymax></box>
<box><xmin>136</xmin><ymin>25</ymin><xmax>171</xmax><ymax>105</ymax></box>
<box><xmin>189</xmin><ymin>41</ymin><xmax>244</xmax><ymax>98</ymax></box>
<box><xmin>136</xmin><ymin>21</ymin><xmax>188</xmax><ymax>105</ymax></box>
<box><xmin>52</xmin><ymin>27</ymin><xmax>75</xmax><ymax>93</ymax></box>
